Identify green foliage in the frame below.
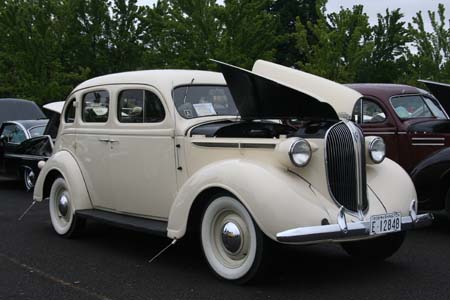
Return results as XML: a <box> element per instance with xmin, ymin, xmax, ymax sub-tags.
<box><xmin>0</xmin><ymin>0</ymin><xmax>448</xmax><ymax>105</ymax></box>
<box><xmin>407</xmin><ymin>3</ymin><xmax>450</xmax><ymax>83</ymax></box>
<box><xmin>295</xmin><ymin>4</ymin><xmax>373</xmax><ymax>82</ymax></box>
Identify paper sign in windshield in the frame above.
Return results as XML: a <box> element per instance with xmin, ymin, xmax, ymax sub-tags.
<box><xmin>193</xmin><ymin>103</ymin><xmax>217</xmax><ymax>117</ymax></box>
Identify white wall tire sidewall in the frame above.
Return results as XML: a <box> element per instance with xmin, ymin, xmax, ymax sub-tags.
<box><xmin>201</xmin><ymin>196</ymin><xmax>258</xmax><ymax>281</ymax></box>
<box><xmin>49</xmin><ymin>178</ymin><xmax>74</xmax><ymax>235</ymax></box>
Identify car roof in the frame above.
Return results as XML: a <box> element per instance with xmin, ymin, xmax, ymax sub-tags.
<box><xmin>72</xmin><ymin>70</ymin><xmax>226</xmax><ymax>95</ymax></box>
<box><xmin>0</xmin><ymin>98</ymin><xmax>46</xmax><ymax>124</ymax></box>
<box><xmin>346</xmin><ymin>83</ymin><xmax>428</xmax><ymax>100</ymax></box>
<box><xmin>3</xmin><ymin>119</ymin><xmax>48</xmax><ymax>130</ymax></box>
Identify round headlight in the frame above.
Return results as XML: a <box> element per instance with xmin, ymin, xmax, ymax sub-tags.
<box><xmin>289</xmin><ymin>139</ymin><xmax>312</xmax><ymax>167</ymax></box>
<box><xmin>369</xmin><ymin>137</ymin><xmax>385</xmax><ymax>163</ymax></box>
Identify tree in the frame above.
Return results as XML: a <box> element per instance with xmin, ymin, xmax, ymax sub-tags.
<box><xmin>358</xmin><ymin>8</ymin><xmax>411</xmax><ymax>83</ymax></box>
<box><xmin>110</xmin><ymin>0</ymin><xmax>146</xmax><ymax>72</ymax></box>
<box><xmin>269</xmin><ymin>0</ymin><xmax>320</xmax><ymax>66</ymax></box>
<box><xmin>215</xmin><ymin>0</ymin><xmax>278</xmax><ymax>69</ymax></box>
<box><xmin>407</xmin><ymin>3</ymin><xmax>450</xmax><ymax>83</ymax></box>
<box><xmin>294</xmin><ymin>4</ymin><xmax>373</xmax><ymax>82</ymax></box>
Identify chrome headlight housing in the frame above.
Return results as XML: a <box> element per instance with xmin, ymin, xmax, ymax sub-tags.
<box><xmin>368</xmin><ymin>137</ymin><xmax>385</xmax><ymax>163</ymax></box>
<box><xmin>289</xmin><ymin>139</ymin><xmax>312</xmax><ymax>167</ymax></box>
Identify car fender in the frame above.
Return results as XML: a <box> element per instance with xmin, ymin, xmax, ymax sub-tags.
<box><xmin>33</xmin><ymin>150</ymin><xmax>92</xmax><ymax>211</ymax></box>
<box><xmin>410</xmin><ymin>147</ymin><xmax>450</xmax><ymax>209</ymax></box>
<box><xmin>167</xmin><ymin>159</ymin><xmax>334</xmax><ymax>241</ymax></box>
<box><xmin>366</xmin><ymin>158</ymin><xmax>417</xmax><ymax>215</ymax></box>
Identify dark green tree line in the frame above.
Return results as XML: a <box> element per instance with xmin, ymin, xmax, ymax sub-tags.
<box><xmin>0</xmin><ymin>0</ymin><xmax>448</xmax><ymax>104</ymax></box>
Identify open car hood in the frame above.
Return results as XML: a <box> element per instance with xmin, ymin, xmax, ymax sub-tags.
<box><xmin>43</xmin><ymin>101</ymin><xmax>64</xmax><ymax>114</ymax></box>
<box><xmin>419</xmin><ymin>80</ymin><xmax>450</xmax><ymax>116</ymax></box>
<box><xmin>214</xmin><ymin>60</ymin><xmax>348</xmax><ymax>120</ymax></box>
<box><xmin>42</xmin><ymin>101</ymin><xmax>64</xmax><ymax>138</ymax></box>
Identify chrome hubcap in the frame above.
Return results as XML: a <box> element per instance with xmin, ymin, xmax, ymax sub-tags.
<box><xmin>221</xmin><ymin>221</ymin><xmax>243</xmax><ymax>255</ymax></box>
<box><xmin>25</xmin><ymin>170</ymin><xmax>35</xmax><ymax>188</ymax></box>
<box><xmin>58</xmin><ymin>193</ymin><xmax>69</xmax><ymax>217</ymax></box>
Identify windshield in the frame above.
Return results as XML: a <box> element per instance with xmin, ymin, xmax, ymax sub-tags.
<box><xmin>173</xmin><ymin>85</ymin><xmax>238</xmax><ymax>119</ymax></box>
<box><xmin>390</xmin><ymin>95</ymin><xmax>448</xmax><ymax>120</ymax></box>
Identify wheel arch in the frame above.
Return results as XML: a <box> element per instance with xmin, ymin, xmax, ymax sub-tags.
<box><xmin>167</xmin><ymin>159</ymin><xmax>328</xmax><ymax>242</ymax></box>
<box><xmin>33</xmin><ymin>150</ymin><xmax>93</xmax><ymax>211</ymax></box>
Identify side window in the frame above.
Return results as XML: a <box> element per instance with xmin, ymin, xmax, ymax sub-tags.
<box><xmin>1</xmin><ymin>124</ymin><xmax>15</xmax><ymax>143</ymax></box>
<box><xmin>9</xmin><ymin>125</ymin><xmax>26</xmax><ymax>144</ymax></box>
<box><xmin>65</xmin><ymin>99</ymin><xmax>76</xmax><ymax>123</ymax></box>
<box><xmin>82</xmin><ymin>91</ymin><xmax>110</xmax><ymax>123</ymax></box>
<box><xmin>118</xmin><ymin>89</ymin><xmax>165</xmax><ymax>123</ymax></box>
<box><xmin>353</xmin><ymin>99</ymin><xmax>386</xmax><ymax>124</ymax></box>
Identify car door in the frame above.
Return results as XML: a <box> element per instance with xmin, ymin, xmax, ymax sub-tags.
<box><xmin>0</xmin><ymin>123</ymin><xmax>28</xmax><ymax>177</ymax></box>
<box><xmin>353</xmin><ymin>98</ymin><xmax>399</xmax><ymax>162</ymax></box>
<box><xmin>74</xmin><ymin>90</ymin><xmax>114</xmax><ymax>210</ymax></box>
<box><xmin>108</xmin><ymin>86</ymin><xmax>177</xmax><ymax>219</ymax></box>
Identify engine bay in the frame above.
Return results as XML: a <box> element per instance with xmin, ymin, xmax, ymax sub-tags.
<box><xmin>190</xmin><ymin>119</ymin><xmax>337</xmax><ymax>139</ymax></box>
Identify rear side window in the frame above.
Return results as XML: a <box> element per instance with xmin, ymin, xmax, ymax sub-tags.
<box><xmin>65</xmin><ymin>99</ymin><xmax>76</xmax><ymax>123</ymax></box>
<box><xmin>118</xmin><ymin>89</ymin><xmax>165</xmax><ymax>123</ymax></box>
<box><xmin>82</xmin><ymin>91</ymin><xmax>110</xmax><ymax>123</ymax></box>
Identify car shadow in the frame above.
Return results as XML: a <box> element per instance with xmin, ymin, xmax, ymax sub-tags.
<box><xmin>37</xmin><ymin>210</ymin><xmax>449</xmax><ymax>287</ymax></box>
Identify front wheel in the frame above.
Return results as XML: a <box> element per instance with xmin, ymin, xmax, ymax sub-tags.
<box><xmin>341</xmin><ymin>231</ymin><xmax>406</xmax><ymax>260</ymax></box>
<box><xmin>49</xmin><ymin>177</ymin><xmax>84</xmax><ymax>238</ymax></box>
<box><xmin>200</xmin><ymin>194</ymin><xmax>269</xmax><ymax>284</ymax></box>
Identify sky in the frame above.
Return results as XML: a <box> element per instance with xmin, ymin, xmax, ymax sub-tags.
<box><xmin>136</xmin><ymin>0</ymin><xmax>449</xmax><ymax>31</ymax></box>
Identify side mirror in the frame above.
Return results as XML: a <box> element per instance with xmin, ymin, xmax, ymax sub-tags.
<box><xmin>0</xmin><ymin>135</ymin><xmax>7</xmax><ymax>143</ymax></box>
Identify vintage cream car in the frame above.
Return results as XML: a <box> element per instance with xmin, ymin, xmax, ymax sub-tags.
<box><xmin>33</xmin><ymin>60</ymin><xmax>433</xmax><ymax>283</ymax></box>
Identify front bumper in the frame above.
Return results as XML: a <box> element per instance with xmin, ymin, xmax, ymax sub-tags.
<box><xmin>276</xmin><ymin>201</ymin><xmax>434</xmax><ymax>244</ymax></box>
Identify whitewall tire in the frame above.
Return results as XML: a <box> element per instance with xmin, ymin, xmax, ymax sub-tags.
<box><xmin>201</xmin><ymin>194</ymin><xmax>268</xmax><ymax>283</ymax></box>
<box><xmin>49</xmin><ymin>177</ymin><xmax>84</xmax><ymax>237</ymax></box>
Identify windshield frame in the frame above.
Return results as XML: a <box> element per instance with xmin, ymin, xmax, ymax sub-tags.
<box><xmin>172</xmin><ymin>84</ymin><xmax>239</xmax><ymax>120</ymax></box>
<box><xmin>389</xmin><ymin>93</ymin><xmax>449</xmax><ymax>120</ymax></box>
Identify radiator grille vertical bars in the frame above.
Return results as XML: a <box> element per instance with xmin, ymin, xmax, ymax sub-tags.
<box><xmin>325</xmin><ymin>121</ymin><xmax>368</xmax><ymax>214</ymax></box>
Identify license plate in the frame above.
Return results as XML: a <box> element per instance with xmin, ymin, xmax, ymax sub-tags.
<box><xmin>369</xmin><ymin>213</ymin><xmax>402</xmax><ymax>235</ymax></box>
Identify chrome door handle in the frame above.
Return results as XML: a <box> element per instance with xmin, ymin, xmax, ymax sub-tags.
<box><xmin>109</xmin><ymin>139</ymin><xmax>119</xmax><ymax>143</ymax></box>
<box><xmin>98</xmin><ymin>138</ymin><xmax>110</xmax><ymax>143</ymax></box>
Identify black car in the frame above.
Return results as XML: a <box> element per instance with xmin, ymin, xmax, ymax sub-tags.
<box><xmin>0</xmin><ymin>120</ymin><xmax>51</xmax><ymax>189</ymax></box>
<box><xmin>0</xmin><ymin>101</ymin><xmax>63</xmax><ymax>190</ymax></box>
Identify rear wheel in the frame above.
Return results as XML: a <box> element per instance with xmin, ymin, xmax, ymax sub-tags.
<box><xmin>200</xmin><ymin>194</ymin><xmax>269</xmax><ymax>284</ymax></box>
<box><xmin>23</xmin><ymin>167</ymin><xmax>35</xmax><ymax>191</ymax></box>
<box><xmin>49</xmin><ymin>177</ymin><xmax>85</xmax><ymax>238</ymax></box>
<box><xmin>341</xmin><ymin>231</ymin><xmax>406</xmax><ymax>260</ymax></box>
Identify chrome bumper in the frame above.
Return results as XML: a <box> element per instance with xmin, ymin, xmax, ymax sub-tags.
<box><xmin>276</xmin><ymin>201</ymin><xmax>434</xmax><ymax>244</ymax></box>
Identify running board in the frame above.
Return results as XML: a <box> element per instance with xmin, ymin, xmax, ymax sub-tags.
<box><xmin>76</xmin><ymin>209</ymin><xmax>168</xmax><ymax>237</ymax></box>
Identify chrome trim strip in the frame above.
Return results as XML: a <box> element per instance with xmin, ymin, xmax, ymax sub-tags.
<box><xmin>365</xmin><ymin>132</ymin><xmax>395</xmax><ymax>135</ymax></box>
<box><xmin>192</xmin><ymin>141</ymin><xmax>276</xmax><ymax>149</ymax></box>
<box><xmin>240</xmin><ymin>143</ymin><xmax>276</xmax><ymax>149</ymax></box>
<box><xmin>411</xmin><ymin>143</ymin><xmax>445</xmax><ymax>146</ymax></box>
<box><xmin>411</xmin><ymin>137</ymin><xmax>445</xmax><ymax>141</ymax></box>
<box><xmin>192</xmin><ymin>142</ymin><xmax>239</xmax><ymax>148</ymax></box>
<box><xmin>8</xmin><ymin>121</ymin><xmax>31</xmax><ymax>140</ymax></box>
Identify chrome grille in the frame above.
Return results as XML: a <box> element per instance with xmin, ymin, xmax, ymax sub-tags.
<box><xmin>325</xmin><ymin>122</ymin><xmax>368</xmax><ymax>214</ymax></box>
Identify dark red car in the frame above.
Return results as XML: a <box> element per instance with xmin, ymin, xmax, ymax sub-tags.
<box><xmin>348</xmin><ymin>82</ymin><xmax>450</xmax><ymax>214</ymax></box>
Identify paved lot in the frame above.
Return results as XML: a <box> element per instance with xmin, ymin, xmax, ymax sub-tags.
<box><xmin>1</xmin><ymin>180</ymin><xmax>450</xmax><ymax>300</ymax></box>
